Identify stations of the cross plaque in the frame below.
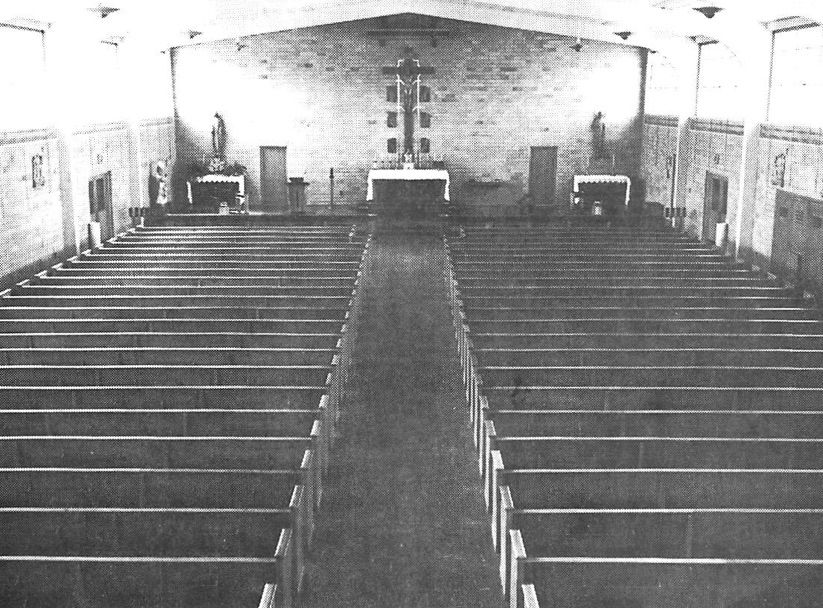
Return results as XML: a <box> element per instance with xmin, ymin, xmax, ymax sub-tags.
<box><xmin>382</xmin><ymin>57</ymin><xmax>434</xmax><ymax>155</ymax></box>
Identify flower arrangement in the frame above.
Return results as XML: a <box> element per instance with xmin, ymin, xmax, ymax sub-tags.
<box><xmin>188</xmin><ymin>157</ymin><xmax>247</xmax><ymax>178</ymax></box>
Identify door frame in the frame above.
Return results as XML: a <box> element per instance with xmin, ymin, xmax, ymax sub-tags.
<box><xmin>529</xmin><ymin>146</ymin><xmax>558</xmax><ymax>207</ymax></box>
<box><xmin>259</xmin><ymin>146</ymin><xmax>288</xmax><ymax>210</ymax></box>
<box><xmin>89</xmin><ymin>171</ymin><xmax>114</xmax><ymax>241</ymax></box>
<box><xmin>702</xmin><ymin>170</ymin><xmax>729</xmax><ymax>243</ymax></box>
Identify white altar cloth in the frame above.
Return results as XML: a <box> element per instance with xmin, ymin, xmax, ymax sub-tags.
<box><xmin>573</xmin><ymin>174</ymin><xmax>631</xmax><ymax>206</ymax></box>
<box><xmin>367</xmin><ymin>169</ymin><xmax>450</xmax><ymax>201</ymax></box>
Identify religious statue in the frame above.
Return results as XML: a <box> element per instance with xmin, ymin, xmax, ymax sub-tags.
<box><xmin>590</xmin><ymin>111</ymin><xmax>606</xmax><ymax>159</ymax></box>
<box><xmin>211</xmin><ymin>112</ymin><xmax>226</xmax><ymax>158</ymax></box>
<box><xmin>771</xmin><ymin>150</ymin><xmax>787</xmax><ymax>188</ymax></box>
<box><xmin>149</xmin><ymin>160</ymin><xmax>169</xmax><ymax>208</ymax></box>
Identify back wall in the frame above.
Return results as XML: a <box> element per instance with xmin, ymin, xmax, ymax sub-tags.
<box><xmin>171</xmin><ymin>14</ymin><xmax>645</xmax><ymax>214</ymax></box>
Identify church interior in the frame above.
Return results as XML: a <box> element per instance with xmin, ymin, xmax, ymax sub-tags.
<box><xmin>2</xmin><ymin>1</ymin><xmax>823</xmax><ymax>607</ymax></box>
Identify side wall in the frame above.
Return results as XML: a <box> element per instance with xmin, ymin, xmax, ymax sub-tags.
<box><xmin>0</xmin><ymin>120</ymin><xmax>175</xmax><ymax>284</ymax></box>
<box><xmin>172</xmin><ymin>17</ymin><xmax>645</xmax><ymax>214</ymax></box>
<box><xmin>642</xmin><ymin>117</ymin><xmax>823</xmax><ymax>296</ymax></box>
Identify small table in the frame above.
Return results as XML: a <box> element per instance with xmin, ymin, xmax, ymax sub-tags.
<box><xmin>367</xmin><ymin>169</ymin><xmax>450</xmax><ymax>202</ymax></box>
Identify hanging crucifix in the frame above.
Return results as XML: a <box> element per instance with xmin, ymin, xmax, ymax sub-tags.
<box><xmin>383</xmin><ymin>56</ymin><xmax>434</xmax><ymax>157</ymax></box>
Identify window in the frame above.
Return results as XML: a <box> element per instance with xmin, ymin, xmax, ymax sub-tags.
<box><xmin>387</xmin><ymin>111</ymin><xmax>397</xmax><ymax>128</ymax></box>
<box><xmin>0</xmin><ymin>24</ymin><xmax>46</xmax><ymax>129</ymax></box>
<box><xmin>645</xmin><ymin>52</ymin><xmax>680</xmax><ymax>116</ymax></box>
<box><xmin>419</xmin><ymin>138</ymin><xmax>430</xmax><ymax>154</ymax></box>
<box><xmin>386</xmin><ymin>85</ymin><xmax>397</xmax><ymax>103</ymax></box>
<box><xmin>419</xmin><ymin>85</ymin><xmax>431</xmax><ymax>103</ymax></box>
<box><xmin>770</xmin><ymin>25</ymin><xmax>823</xmax><ymax>126</ymax></box>
<box><xmin>420</xmin><ymin>112</ymin><xmax>431</xmax><ymax>128</ymax></box>
<box><xmin>696</xmin><ymin>42</ymin><xmax>744</xmax><ymax>120</ymax></box>
<box><xmin>387</xmin><ymin>138</ymin><xmax>397</xmax><ymax>154</ymax></box>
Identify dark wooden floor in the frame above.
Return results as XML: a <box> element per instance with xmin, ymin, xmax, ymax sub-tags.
<box><xmin>301</xmin><ymin>224</ymin><xmax>501</xmax><ymax>607</ymax></box>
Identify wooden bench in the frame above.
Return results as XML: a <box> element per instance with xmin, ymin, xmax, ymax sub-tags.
<box><xmin>481</xmin><ymin>364</ymin><xmax>823</xmax><ymax>387</ymax></box>
<box><xmin>0</xmin><ymin>408</ymin><xmax>320</xmax><ymax>436</ymax></box>
<box><xmin>1</xmin><ymin>498</ymin><xmax>308</xmax><ymax>601</ymax></box>
<box><xmin>0</xmin><ymin>347</ymin><xmax>338</xmax><ymax>365</ymax></box>
<box><xmin>488</xmin><ymin>438</ymin><xmax>823</xmax><ymax>518</ymax></box>
<box><xmin>465</xmin><ymin>305</ymin><xmax>816</xmax><ymax>321</ymax></box>
<box><xmin>3</xmin><ymin>295</ymin><xmax>354</xmax><ymax>308</ymax></box>
<box><xmin>477</xmin><ymin>347</ymin><xmax>823</xmax><ymax>366</ymax></box>
<box><xmin>0</xmin><ymin>364</ymin><xmax>331</xmax><ymax>385</ymax></box>
<box><xmin>501</xmin><ymin>509</ymin><xmax>823</xmax><ymax>602</ymax></box>
<box><xmin>510</xmin><ymin>549</ymin><xmax>822</xmax><ymax>608</ymax></box>
<box><xmin>0</xmin><ymin>332</ymin><xmax>342</xmax><ymax>349</ymax></box>
<box><xmin>0</xmin><ymin>307</ymin><xmax>350</xmax><ymax>321</ymax></box>
<box><xmin>0</xmin><ymin>551</ymin><xmax>295</xmax><ymax>607</ymax></box>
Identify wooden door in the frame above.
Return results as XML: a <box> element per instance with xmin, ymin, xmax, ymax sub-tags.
<box><xmin>88</xmin><ymin>172</ymin><xmax>114</xmax><ymax>241</ymax></box>
<box><xmin>260</xmin><ymin>146</ymin><xmax>288</xmax><ymax>211</ymax></box>
<box><xmin>529</xmin><ymin>146</ymin><xmax>558</xmax><ymax>207</ymax></box>
<box><xmin>702</xmin><ymin>172</ymin><xmax>728</xmax><ymax>243</ymax></box>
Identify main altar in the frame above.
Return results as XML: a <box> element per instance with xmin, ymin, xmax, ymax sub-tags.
<box><xmin>366</xmin><ymin>168</ymin><xmax>450</xmax><ymax>202</ymax></box>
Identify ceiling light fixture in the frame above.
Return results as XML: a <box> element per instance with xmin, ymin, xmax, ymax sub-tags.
<box><xmin>694</xmin><ymin>6</ymin><xmax>722</xmax><ymax>18</ymax></box>
<box><xmin>614</xmin><ymin>31</ymin><xmax>632</xmax><ymax>40</ymax></box>
<box><xmin>570</xmin><ymin>37</ymin><xmax>584</xmax><ymax>52</ymax></box>
<box><xmin>89</xmin><ymin>6</ymin><xmax>120</xmax><ymax>19</ymax></box>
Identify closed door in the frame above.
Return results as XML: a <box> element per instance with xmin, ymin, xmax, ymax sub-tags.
<box><xmin>88</xmin><ymin>172</ymin><xmax>114</xmax><ymax>241</ymax></box>
<box><xmin>702</xmin><ymin>172</ymin><xmax>728</xmax><ymax>243</ymax></box>
<box><xmin>260</xmin><ymin>146</ymin><xmax>288</xmax><ymax>210</ymax></box>
<box><xmin>529</xmin><ymin>146</ymin><xmax>558</xmax><ymax>206</ymax></box>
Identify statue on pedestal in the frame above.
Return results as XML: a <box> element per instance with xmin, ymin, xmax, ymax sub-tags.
<box><xmin>211</xmin><ymin>112</ymin><xmax>226</xmax><ymax>159</ymax></box>
<box><xmin>590</xmin><ymin>111</ymin><xmax>606</xmax><ymax>159</ymax></box>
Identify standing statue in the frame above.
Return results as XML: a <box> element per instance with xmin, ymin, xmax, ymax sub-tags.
<box><xmin>211</xmin><ymin>112</ymin><xmax>226</xmax><ymax>158</ymax></box>
<box><xmin>149</xmin><ymin>160</ymin><xmax>169</xmax><ymax>208</ymax></box>
<box><xmin>590</xmin><ymin>111</ymin><xmax>606</xmax><ymax>159</ymax></box>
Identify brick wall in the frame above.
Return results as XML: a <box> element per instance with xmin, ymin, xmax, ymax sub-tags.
<box><xmin>139</xmin><ymin>117</ymin><xmax>176</xmax><ymax>208</ymax></box>
<box><xmin>0</xmin><ymin>129</ymin><xmax>63</xmax><ymax>282</ymax></box>
<box><xmin>682</xmin><ymin>123</ymin><xmax>744</xmax><ymax>245</ymax></box>
<box><xmin>171</xmin><ymin>16</ymin><xmax>645</xmax><ymax>213</ymax></box>
<box><xmin>70</xmin><ymin>122</ymin><xmax>134</xmax><ymax>249</ymax></box>
<box><xmin>641</xmin><ymin>118</ymin><xmax>677</xmax><ymax>208</ymax></box>
<box><xmin>0</xmin><ymin>118</ymin><xmax>174</xmax><ymax>285</ymax></box>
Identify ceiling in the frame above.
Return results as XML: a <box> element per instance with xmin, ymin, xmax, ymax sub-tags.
<box><xmin>1</xmin><ymin>0</ymin><xmax>820</xmax><ymax>51</ymax></box>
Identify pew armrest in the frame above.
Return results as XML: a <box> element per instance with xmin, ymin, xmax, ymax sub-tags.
<box><xmin>522</xmin><ymin>584</ymin><xmax>540</xmax><ymax>608</ymax></box>
<box><xmin>258</xmin><ymin>583</ymin><xmax>276</xmax><ymax>608</ymax></box>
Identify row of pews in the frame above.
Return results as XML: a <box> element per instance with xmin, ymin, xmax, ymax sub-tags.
<box><xmin>445</xmin><ymin>225</ymin><xmax>823</xmax><ymax>608</ymax></box>
<box><xmin>0</xmin><ymin>224</ymin><xmax>370</xmax><ymax>607</ymax></box>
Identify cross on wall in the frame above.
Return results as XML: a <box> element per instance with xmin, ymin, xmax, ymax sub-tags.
<box><xmin>382</xmin><ymin>57</ymin><xmax>435</xmax><ymax>155</ymax></box>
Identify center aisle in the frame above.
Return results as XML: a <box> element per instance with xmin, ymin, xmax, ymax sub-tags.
<box><xmin>302</xmin><ymin>225</ymin><xmax>501</xmax><ymax>607</ymax></box>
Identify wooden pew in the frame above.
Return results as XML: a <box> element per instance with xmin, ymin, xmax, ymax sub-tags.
<box><xmin>3</xmin><ymin>295</ymin><xmax>353</xmax><ymax>307</ymax></box>
<box><xmin>481</xmin><ymin>364</ymin><xmax>823</xmax><ymax>387</ymax></box>
<box><xmin>0</xmin><ymin>497</ymin><xmax>308</xmax><ymax>600</ymax></box>
<box><xmin>487</xmin><ymin>438</ymin><xmax>823</xmax><ymax>517</ymax></box>
<box><xmin>465</xmin><ymin>305</ymin><xmax>816</xmax><ymax>321</ymax></box>
<box><xmin>0</xmin><ymin>332</ymin><xmax>342</xmax><ymax>348</ymax></box>
<box><xmin>0</xmin><ymin>364</ymin><xmax>331</xmax><ymax>385</ymax></box>
<box><xmin>0</xmin><ymin>408</ymin><xmax>319</xmax><ymax>436</ymax></box>
<box><xmin>0</xmin><ymin>549</ymin><xmax>295</xmax><ymax>608</ymax></box>
<box><xmin>509</xmin><ymin>547</ymin><xmax>823</xmax><ymax>608</ymax></box>
<box><xmin>0</xmin><ymin>307</ymin><xmax>350</xmax><ymax>321</ymax></box>
<box><xmin>0</xmin><ymin>347</ymin><xmax>338</xmax><ymax>365</ymax></box>
<box><xmin>477</xmin><ymin>347</ymin><xmax>823</xmax><ymax>367</ymax></box>
<box><xmin>501</xmin><ymin>509</ymin><xmax>823</xmax><ymax>601</ymax></box>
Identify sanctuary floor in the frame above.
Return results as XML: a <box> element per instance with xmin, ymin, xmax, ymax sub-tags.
<box><xmin>301</xmin><ymin>224</ymin><xmax>501</xmax><ymax>607</ymax></box>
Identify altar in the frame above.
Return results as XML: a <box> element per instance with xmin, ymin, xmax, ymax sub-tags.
<box><xmin>186</xmin><ymin>174</ymin><xmax>246</xmax><ymax>212</ymax></box>
<box><xmin>367</xmin><ymin>169</ymin><xmax>450</xmax><ymax>202</ymax></box>
<box><xmin>571</xmin><ymin>174</ymin><xmax>631</xmax><ymax>217</ymax></box>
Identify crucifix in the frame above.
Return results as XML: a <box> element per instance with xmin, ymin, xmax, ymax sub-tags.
<box><xmin>382</xmin><ymin>56</ymin><xmax>435</xmax><ymax>157</ymax></box>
